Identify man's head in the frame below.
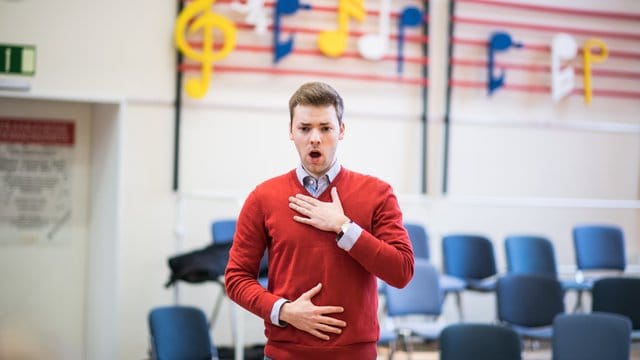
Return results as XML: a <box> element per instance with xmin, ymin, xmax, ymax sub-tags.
<box><xmin>288</xmin><ymin>82</ymin><xmax>345</xmax><ymax>178</ymax></box>
<box><xmin>289</xmin><ymin>82</ymin><xmax>344</xmax><ymax>130</ymax></box>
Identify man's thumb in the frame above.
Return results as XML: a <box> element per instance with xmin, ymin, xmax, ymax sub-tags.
<box><xmin>302</xmin><ymin>282</ymin><xmax>322</xmax><ymax>299</ymax></box>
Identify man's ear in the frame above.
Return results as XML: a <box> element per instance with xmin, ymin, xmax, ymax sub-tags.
<box><xmin>338</xmin><ymin>122</ymin><xmax>345</xmax><ymax>140</ymax></box>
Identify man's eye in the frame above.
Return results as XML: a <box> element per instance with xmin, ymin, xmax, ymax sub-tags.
<box><xmin>300</xmin><ymin>127</ymin><xmax>310</xmax><ymax>132</ymax></box>
<box><xmin>322</xmin><ymin>127</ymin><xmax>331</xmax><ymax>131</ymax></box>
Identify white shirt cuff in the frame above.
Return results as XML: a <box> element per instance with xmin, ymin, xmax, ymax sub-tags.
<box><xmin>337</xmin><ymin>221</ymin><xmax>362</xmax><ymax>251</ymax></box>
<box><xmin>270</xmin><ymin>298</ymin><xmax>289</xmax><ymax>326</ymax></box>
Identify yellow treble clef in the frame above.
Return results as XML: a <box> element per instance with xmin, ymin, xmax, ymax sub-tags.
<box><xmin>175</xmin><ymin>0</ymin><xmax>237</xmax><ymax>98</ymax></box>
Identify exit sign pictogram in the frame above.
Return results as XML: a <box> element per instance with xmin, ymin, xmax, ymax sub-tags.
<box><xmin>1</xmin><ymin>44</ymin><xmax>36</xmax><ymax>76</ymax></box>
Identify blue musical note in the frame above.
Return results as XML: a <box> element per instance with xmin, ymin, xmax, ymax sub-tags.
<box><xmin>273</xmin><ymin>0</ymin><xmax>310</xmax><ymax>63</ymax></box>
<box><xmin>397</xmin><ymin>6</ymin><xmax>422</xmax><ymax>75</ymax></box>
<box><xmin>487</xmin><ymin>31</ymin><xmax>522</xmax><ymax>95</ymax></box>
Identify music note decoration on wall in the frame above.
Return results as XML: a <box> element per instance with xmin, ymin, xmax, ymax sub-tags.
<box><xmin>317</xmin><ymin>0</ymin><xmax>366</xmax><ymax>58</ymax></box>
<box><xmin>448</xmin><ymin>1</ymin><xmax>640</xmax><ymax>105</ymax></box>
<box><xmin>487</xmin><ymin>31</ymin><xmax>522</xmax><ymax>95</ymax></box>
<box><xmin>174</xmin><ymin>0</ymin><xmax>429</xmax><ymax>98</ymax></box>
<box><xmin>175</xmin><ymin>0</ymin><xmax>237</xmax><ymax>98</ymax></box>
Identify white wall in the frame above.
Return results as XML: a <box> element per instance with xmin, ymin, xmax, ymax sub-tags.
<box><xmin>1</xmin><ymin>0</ymin><xmax>639</xmax><ymax>359</ymax></box>
<box><xmin>0</xmin><ymin>98</ymin><xmax>92</xmax><ymax>359</ymax></box>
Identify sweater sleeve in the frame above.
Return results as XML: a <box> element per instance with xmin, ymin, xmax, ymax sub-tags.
<box><xmin>224</xmin><ymin>190</ymin><xmax>280</xmax><ymax>321</ymax></box>
<box><xmin>347</xmin><ymin>184</ymin><xmax>414</xmax><ymax>288</ymax></box>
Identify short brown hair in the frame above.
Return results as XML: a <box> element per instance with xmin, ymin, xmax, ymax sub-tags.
<box><xmin>288</xmin><ymin>82</ymin><xmax>344</xmax><ymax>128</ymax></box>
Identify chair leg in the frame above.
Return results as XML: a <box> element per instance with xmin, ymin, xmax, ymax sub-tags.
<box><xmin>387</xmin><ymin>339</ymin><xmax>396</xmax><ymax>360</ymax></box>
<box><xmin>454</xmin><ymin>291</ymin><xmax>464</xmax><ymax>322</ymax></box>
<box><xmin>209</xmin><ymin>284</ymin><xmax>226</xmax><ymax>328</ymax></box>
<box><xmin>572</xmin><ymin>290</ymin><xmax>584</xmax><ymax>313</ymax></box>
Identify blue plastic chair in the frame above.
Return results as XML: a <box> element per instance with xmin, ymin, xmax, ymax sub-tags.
<box><xmin>572</xmin><ymin>224</ymin><xmax>626</xmax><ymax>312</ymax></box>
<box><xmin>443</xmin><ymin>234</ymin><xmax>497</xmax><ymax>291</ymax></box>
<box><xmin>440</xmin><ymin>323</ymin><xmax>522</xmax><ymax>360</ymax></box>
<box><xmin>404</xmin><ymin>222</ymin><xmax>429</xmax><ymax>260</ymax></box>
<box><xmin>211</xmin><ymin>219</ymin><xmax>237</xmax><ymax>244</ymax></box>
<box><xmin>211</xmin><ymin>218</ymin><xmax>268</xmax><ymax>287</ymax></box>
<box><xmin>148</xmin><ymin>305</ymin><xmax>217</xmax><ymax>360</ymax></box>
<box><xmin>383</xmin><ymin>259</ymin><xmax>445</xmax><ymax>356</ymax></box>
<box><xmin>504</xmin><ymin>235</ymin><xmax>590</xmax><ymax>312</ymax></box>
<box><xmin>552</xmin><ymin>313</ymin><xmax>631</xmax><ymax>360</ymax></box>
<box><xmin>442</xmin><ymin>234</ymin><xmax>497</xmax><ymax>321</ymax></box>
<box><xmin>573</xmin><ymin>224</ymin><xmax>626</xmax><ymax>272</ymax></box>
<box><xmin>592</xmin><ymin>277</ymin><xmax>640</xmax><ymax>341</ymax></box>
<box><xmin>505</xmin><ymin>235</ymin><xmax>558</xmax><ymax>277</ymax></box>
<box><xmin>497</xmin><ymin>274</ymin><xmax>564</xmax><ymax>341</ymax></box>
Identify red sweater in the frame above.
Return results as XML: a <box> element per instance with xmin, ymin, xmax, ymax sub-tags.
<box><xmin>225</xmin><ymin>168</ymin><xmax>414</xmax><ymax>359</ymax></box>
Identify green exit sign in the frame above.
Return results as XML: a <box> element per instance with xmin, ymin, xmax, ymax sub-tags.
<box><xmin>1</xmin><ymin>44</ymin><xmax>36</xmax><ymax>76</ymax></box>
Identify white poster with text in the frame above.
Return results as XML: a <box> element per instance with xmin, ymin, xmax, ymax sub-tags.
<box><xmin>0</xmin><ymin>118</ymin><xmax>74</xmax><ymax>245</ymax></box>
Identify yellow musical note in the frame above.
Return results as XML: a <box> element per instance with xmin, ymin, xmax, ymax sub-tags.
<box><xmin>175</xmin><ymin>0</ymin><xmax>237</xmax><ymax>98</ymax></box>
<box><xmin>318</xmin><ymin>0</ymin><xmax>365</xmax><ymax>58</ymax></box>
<box><xmin>582</xmin><ymin>38</ymin><xmax>608</xmax><ymax>105</ymax></box>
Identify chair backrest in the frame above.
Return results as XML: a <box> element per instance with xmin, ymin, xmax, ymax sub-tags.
<box><xmin>572</xmin><ymin>225</ymin><xmax>626</xmax><ymax>271</ymax></box>
<box><xmin>404</xmin><ymin>222</ymin><xmax>429</xmax><ymax>260</ymax></box>
<box><xmin>592</xmin><ymin>277</ymin><xmax>640</xmax><ymax>330</ymax></box>
<box><xmin>505</xmin><ymin>235</ymin><xmax>558</xmax><ymax>277</ymax></box>
<box><xmin>211</xmin><ymin>218</ymin><xmax>268</xmax><ymax>278</ymax></box>
<box><xmin>440</xmin><ymin>323</ymin><xmax>522</xmax><ymax>360</ymax></box>
<box><xmin>497</xmin><ymin>274</ymin><xmax>564</xmax><ymax>328</ymax></box>
<box><xmin>442</xmin><ymin>234</ymin><xmax>497</xmax><ymax>280</ymax></box>
<box><xmin>148</xmin><ymin>305</ymin><xmax>214</xmax><ymax>360</ymax></box>
<box><xmin>385</xmin><ymin>259</ymin><xmax>441</xmax><ymax>317</ymax></box>
<box><xmin>211</xmin><ymin>219</ymin><xmax>237</xmax><ymax>244</ymax></box>
<box><xmin>552</xmin><ymin>313</ymin><xmax>631</xmax><ymax>360</ymax></box>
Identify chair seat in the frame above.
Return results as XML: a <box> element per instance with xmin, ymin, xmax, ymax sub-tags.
<box><xmin>410</xmin><ymin>321</ymin><xmax>447</xmax><ymax>339</ymax></box>
<box><xmin>441</xmin><ymin>274</ymin><xmax>466</xmax><ymax>292</ymax></box>
<box><xmin>466</xmin><ymin>277</ymin><xmax>497</xmax><ymax>292</ymax></box>
<box><xmin>560</xmin><ymin>279</ymin><xmax>592</xmax><ymax>291</ymax></box>
<box><xmin>510</xmin><ymin>324</ymin><xmax>553</xmax><ymax>340</ymax></box>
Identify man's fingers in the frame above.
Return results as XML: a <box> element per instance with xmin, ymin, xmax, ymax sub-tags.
<box><xmin>318</xmin><ymin>316</ymin><xmax>346</xmax><ymax>328</ymax></box>
<box><xmin>310</xmin><ymin>330</ymin><xmax>330</xmax><ymax>341</ymax></box>
<box><xmin>330</xmin><ymin>187</ymin><xmax>340</xmax><ymax>204</ymax></box>
<box><xmin>317</xmin><ymin>305</ymin><xmax>344</xmax><ymax>315</ymax></box>
<box><xmin>294</xmin><ymin>194</ymin><xmax>317</xmax><ymax>205</ymax></box>
<box><xmin>292</xmin><ymin>215</ymin><xmax>312</xmax><ymax>224</ymax></box>
<box><xmin>317</xmin><ymin>323</ymin><xmax>343</xmax><ymax>334</ymax></box>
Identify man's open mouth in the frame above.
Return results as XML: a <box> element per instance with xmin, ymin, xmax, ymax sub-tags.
<box><xmin>309</xmin><ymin>151</ymin><xmax>321</xmax><ymax>158</ymax></box>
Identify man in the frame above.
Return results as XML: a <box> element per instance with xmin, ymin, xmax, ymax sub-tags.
<box><xmin>225</xmin><ymin>82</ymin><xmax>414</xmax><ymax>359</ymax></box>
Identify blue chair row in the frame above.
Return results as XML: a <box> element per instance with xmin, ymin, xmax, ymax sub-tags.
<box><xmin>496</xmin><ymin>273</ymin><xmax>640</xmax><ymax>344</ymax></box>
<box><xmin>402</xmin><ymin>222</ymin><xmax>628</xmax><ymax>318</ymax></box>
<box><xmin>146</xmin><ymin>305</ymin><xmax>632</xmax><ymax>360</ymax></box>
<box><xmin>439</xmin><ymin>313</ymin><xmax>632</xmax><ymax>360</ymax></box>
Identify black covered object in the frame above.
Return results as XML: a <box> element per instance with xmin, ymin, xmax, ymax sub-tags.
<box><xmin>165</xmin><ymin>243</ymin><xmax>232</xmax><ymax>287</ymax></box>
<box><xmin>165</xmin><ymin>242</ymin><xmax>268</xmax><ymax>288</ymax></box>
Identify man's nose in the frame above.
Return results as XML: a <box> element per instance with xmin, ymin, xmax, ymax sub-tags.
<box><xmin>309</xmin><ymin>128</ymin><xmax>321</xmax><ymax>143</ymax></box>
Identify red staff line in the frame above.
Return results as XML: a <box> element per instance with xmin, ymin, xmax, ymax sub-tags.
<box><xmin>451</xmin><ymin>80</ymin><xmax>640</xmax><ymax>99</ymax></box>
<box><xmin>186</xmin><ymin>42</ymin><xmax>429</xmax><ymax>64</ymax></box>
<box><xmin>232</xmin><ymin>22</ymin><xmax>429</xmax><ymax>43</ymax></box>
<box><xmin>179</xmin><ymin>64</ymin><xmax>428</xmax><ymax>85</ymax></box>
<box><xmin>455</xmin><ymin>0</ymin><xmax>640</xmax><ymax>22</ymax></box>
<box><xmin>452</xmin><ymin>37</ymin><xmax>640</xmax><ymax>61</ymax></box>
<box><xmin>207</xmin><ymin>0</ymin><xmax>427</xmax><ymax>19</ymax></box>
<box><xmin>453</xmin><ymin>16</ymin><xmax>640</xmax><ymax>42</ymax></box>
<box><xmin>452</xmin><ymin>59</ymin><xmax>640</xmax><ymax>80</ymax></box>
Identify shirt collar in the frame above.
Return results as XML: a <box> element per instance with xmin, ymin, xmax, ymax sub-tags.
<box><xmin>296</xmin><ymin>160</ymin><xmax>341</xmax><ymax>186</ymax></box>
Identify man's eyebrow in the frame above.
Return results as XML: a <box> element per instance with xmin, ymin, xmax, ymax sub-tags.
<box><xmin>296</xmin><ymin>122</ymin><xmax>332</xmax><ymax>126</ymax></box>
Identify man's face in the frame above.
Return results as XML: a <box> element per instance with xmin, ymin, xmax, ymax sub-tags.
<box><xmin>289</xmin><ymin>104</ymin><xmax>344</xmax><ymax>178</ymax></box>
